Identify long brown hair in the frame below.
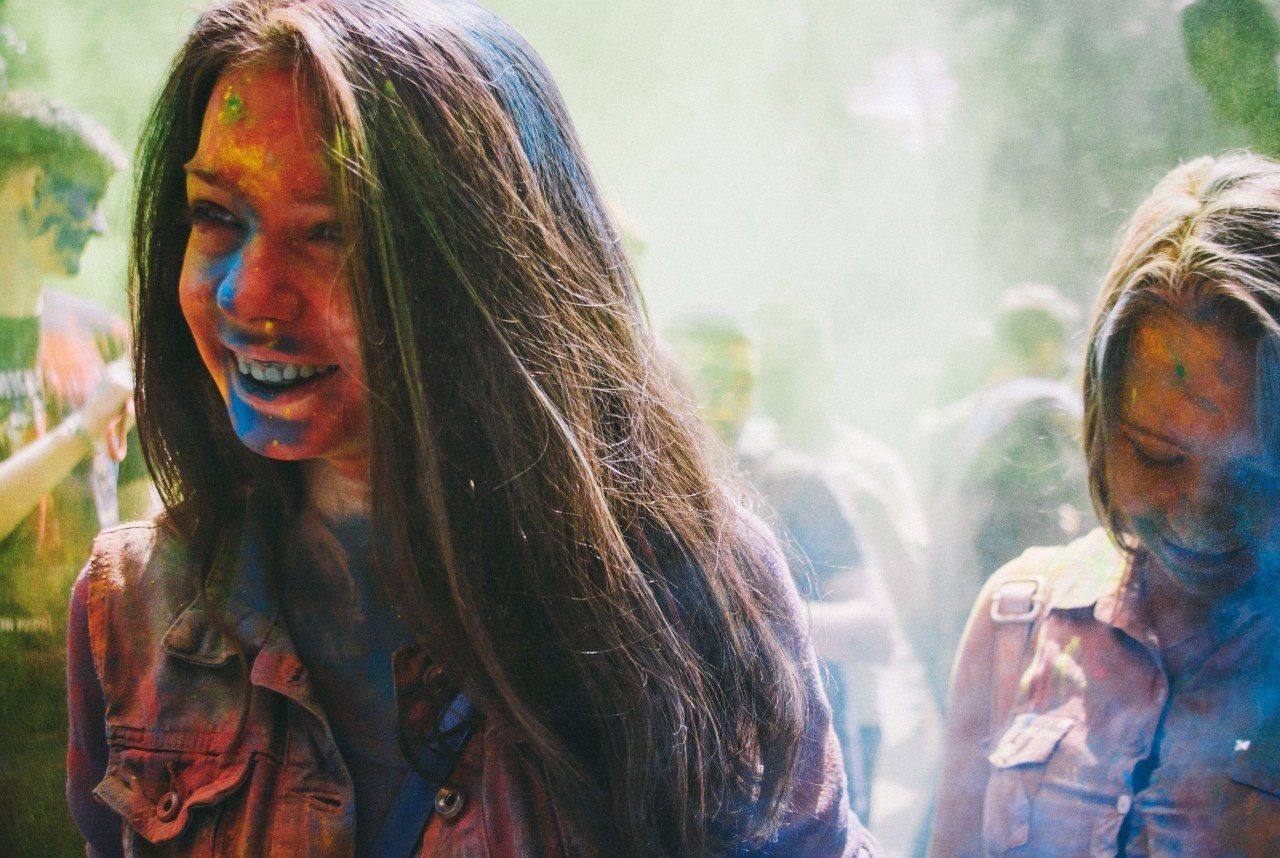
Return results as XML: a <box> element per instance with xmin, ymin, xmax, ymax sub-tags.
<box><xmin>131</xmin><ymin>0</ymin><xmax>810</xmax><ymax>853</ymax></box>
<box><xmin>1083</xmin><ymin>152</ymin><xmax>1280</xmax><ymax>542</ymax></box>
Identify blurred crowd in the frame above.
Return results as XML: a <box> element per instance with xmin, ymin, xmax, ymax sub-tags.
<box><xmin>664</xmin><ymin>282</ymin><xmax>1093</xmax><ymax>854</ymax></box>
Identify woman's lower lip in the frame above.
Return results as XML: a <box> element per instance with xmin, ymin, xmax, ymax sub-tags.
<box><xmin>228</xmin><ymin>361</ymin><xmax>331</xmax><ymax>415</ymax></box>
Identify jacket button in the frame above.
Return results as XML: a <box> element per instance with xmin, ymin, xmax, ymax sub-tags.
<box><xmin>434</xmin><ymin>785</ymin><xmax>465</xmax><ymax>820</ymax></box>
<box><xmin>156</xmin><ymin>790</ymin><xmax>181</xmax><ymax>822</ymax></box>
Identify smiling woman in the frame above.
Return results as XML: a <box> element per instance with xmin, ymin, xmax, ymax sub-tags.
<box><xmin>61</xmin><ymin>1</ymin><xmax>875</xmax><ymax>856</ymax></box>
<box><xmin>931</xmin><ymin>152</ymin><xmax>1280</xmax><ymax>856</ymax></box>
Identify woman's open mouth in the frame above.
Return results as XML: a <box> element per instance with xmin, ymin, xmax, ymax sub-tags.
<box><xmin>234</xmin><ymin>353</ymin><xmax>338</xmax><ymax>392</ymax></box>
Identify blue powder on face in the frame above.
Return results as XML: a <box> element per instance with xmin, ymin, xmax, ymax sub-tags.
<box><xmin>228</xmin><ymin>382</ymin><xmax>303</xmax><ymax>452</ymax></box>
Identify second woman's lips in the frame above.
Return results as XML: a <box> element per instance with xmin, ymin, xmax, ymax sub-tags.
<box><xmin>1157</xmin><ymin>532</ymin><xmax>1248</xmax><ymax>567</ymax></box>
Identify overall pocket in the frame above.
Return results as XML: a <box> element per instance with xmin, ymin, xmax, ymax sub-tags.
<box><xmin>982</xmin><ymin>712</ymin><xmax>1074</xmax><ymax>855</ymax></box>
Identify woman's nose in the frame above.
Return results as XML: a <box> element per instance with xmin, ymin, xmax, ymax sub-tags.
<box><xmin>215</xmin><ymin>238</ymin><xmax>303</xmax><ymax>324</ymax></box>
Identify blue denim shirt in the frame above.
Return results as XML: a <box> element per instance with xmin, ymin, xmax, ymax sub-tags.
<box><xmin>933</xmin><ymin>529</ymin><xmax>1280</xmax><ymax>856</ymax></box>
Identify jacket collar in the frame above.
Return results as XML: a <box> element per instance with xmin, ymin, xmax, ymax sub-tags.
<box><xmin>1041</xmin><ymin>527</ymin><xmax>1130</xmax><ymax>618</ymax></box>
<box><xmin>1045</xmin><ymin>528</ymin><xmax>1278</xmax><ymax>648</ymax></box>
<box><xmin>160</xmin><ymin>503</ymin><xmax>282</xmax><ymax>667</ymax></box>
<box><xmin>157</xmin><ymin>499</ymin><xmax>435</xmax><ymax>722</ymax></box>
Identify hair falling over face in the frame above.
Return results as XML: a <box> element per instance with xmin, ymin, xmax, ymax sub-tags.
<box><xmin>130</xmin><ymin>0</ymin><xmax>813</xmax><ymax>854</ymax></box>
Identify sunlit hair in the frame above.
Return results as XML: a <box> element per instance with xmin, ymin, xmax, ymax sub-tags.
<box><xmin>1084</xmin><ymin>151</ymin><xmax>1280</xmax><ymax>541</ymax></box>
<box><xmin>131</xmin><ymin>0</ymin><xmax>810</xmax><ymax>853</ymax></box>
<box><xmin>0</xmin><ymin>91</ymin><xmax>125</xmax><ymax>183</ymax></box>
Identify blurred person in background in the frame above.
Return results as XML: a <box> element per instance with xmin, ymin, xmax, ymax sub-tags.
<box><xmin>934</xmin><ymin>152</ymin><xmax>1280</xmax><ymax>855</ymax></box>
<box><xmin>64</xmin><ymin>1</ymin><xmax>875</xmax><ymax>855</ymax></box>
<box><xmin>669</xmin><ymin>315</ymin><xmax>895</xmax><ymax>822</ymax></box>
<box><xmin>917</xmin><ymin>283</ymin><xmax>1094</xmax><ymax>704</ymax></box>
<box><xmin>0</xmin><ymin>91</ymin><xmax>147</xmax><ymax>853</ymax></box>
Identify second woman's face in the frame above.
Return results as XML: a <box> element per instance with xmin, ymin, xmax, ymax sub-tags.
<box><xmin>1110</xmin><ymin>312</ymin><xmax>1280</xmax><ymax>598</ymax></box>
<box><xmin>179</xmin><ymin>65</ymin><xmax>369</xmax><ymax>470</ymax></box>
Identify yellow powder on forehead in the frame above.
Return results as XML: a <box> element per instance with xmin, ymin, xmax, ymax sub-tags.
<box><xmin>206</xmin><ymin>142</ymin><xmax>279</xmax><ymax>199</ymax></box>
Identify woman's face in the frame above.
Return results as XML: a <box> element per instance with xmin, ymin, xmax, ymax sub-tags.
<box><xmin>179</xmin><ymin>64</ymin><xmax>369</xmax><ymax>470</ymax></box>
<box><xmin>1110</xmin><ymin>311</ymin><xmax>1280</xmax><ymax>598</ymax></box>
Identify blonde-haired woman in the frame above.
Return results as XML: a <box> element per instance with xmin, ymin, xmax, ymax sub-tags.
<box><xmin>931</xmin><ymin>152</ymin><xmax>1280</xmax><ymax>856</ymax></box>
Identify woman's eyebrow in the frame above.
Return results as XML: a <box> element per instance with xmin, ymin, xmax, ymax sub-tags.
<box><xmin>1119</xmin><ymin>420</ymin><xmax>1187</xmax><ymax>450</ymax></box>
<box><xmin>183</xmin><ymin>162</ymin><xmax>225</xmax><ymax>185</ymax></box>
<box><xmin>183</xmin><ymin>162</ymin><xmax>334</xmax><ymax>206</ymax></box>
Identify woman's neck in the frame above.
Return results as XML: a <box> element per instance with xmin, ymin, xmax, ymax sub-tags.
<box><xmin>302</xmin><ymin>457</ymin><xmax>372</xmax><ymax>524</ymax></box>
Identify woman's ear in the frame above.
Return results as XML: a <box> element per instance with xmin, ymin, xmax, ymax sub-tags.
<box><xmin>5</xmin><ymin>166</ymin><xmax>45</xmax><ymax>231</ymax></box>
<box><xmin>10</xmin><ymin>165</ymin><xmax>42</xmax><ymax>209</ymax></box>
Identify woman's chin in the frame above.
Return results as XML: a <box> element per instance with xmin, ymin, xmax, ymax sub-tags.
<box><xmin>1148</xmin><ymin>535</ymin><xmax>1257</xmax><ymax>600</ymax></box>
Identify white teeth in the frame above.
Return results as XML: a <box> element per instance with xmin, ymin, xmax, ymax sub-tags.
<box><xmin>233</xmin><ymin>354</ymin><xmax>334</xmax><ymax>386</ymax></box>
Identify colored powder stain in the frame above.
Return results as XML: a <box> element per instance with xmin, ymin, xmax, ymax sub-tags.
<box><xmin>263</xmin><ymin>321</ymin><xmax>275</xmax><ymax>334</ymax></box>
<box><xmin>219</xmin><ymin>88</ymin><xmax>245</xmax><ymax>125</ymax></box>
<box><xmin>217</xmin><ymin>143</ymin><xmax>273</xmax><ymax>199</ymax></box>
<box><xmin>228</xmin><ymin>391</ymin><xmax>304</xmax><ymax>449</ymax></box>
<box><xmin>1174</xmin><ymin>360</ymin><xmax>1187</xmax><ymax>382</ymax></box>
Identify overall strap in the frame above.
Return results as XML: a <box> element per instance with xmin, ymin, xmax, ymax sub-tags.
<box><xmin>371</xmin><ymin>693</ymin><xmax>477</xmax><ymax>857</ymax></box>
<box><xmin>989</xmin><ymin>576</ymin><xmax>1046</xmax><ymax>730</ymax></box>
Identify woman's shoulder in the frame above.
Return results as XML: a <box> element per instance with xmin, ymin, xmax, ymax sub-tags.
<box><xmin>82</xmin><ymin>512</ymin><xmax>191</xmax><ymax>583</ymax></box>
<box><xmin>983</xmin><ymin>527</ymin><xmax>1126</xmax><ymax>613</ymax></box>
<box><xmin>74</xmin><ymin>512</ymin><xmax>199</xmax><ymax>635</ymax></box>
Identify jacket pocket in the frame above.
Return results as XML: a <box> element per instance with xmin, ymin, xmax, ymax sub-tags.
<box><xmin>93</xmin><ymin>735</ymin><xmax>255</xmax><ymax>852</ymax></box>
<box><xmin>982</xmin><ymin>712</ymin><xmax>1074</xmax><ymax>855</ymax></box>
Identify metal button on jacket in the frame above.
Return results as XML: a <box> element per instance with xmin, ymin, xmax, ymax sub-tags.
<box><xmin>156</xmin><ymin>790</ymin><xmax>182</xmax><ymax>823</ymax></box>
<box><xmin>434</xmin><ymin>785</ymin><xmax>466</xmax><ymax>820</ymax></box>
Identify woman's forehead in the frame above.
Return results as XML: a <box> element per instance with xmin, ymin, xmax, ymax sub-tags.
<box><xmin>1120</xmin><ymin>313</ymin><xmax>1257</xmax><ymax>444</ymax></box>
<box><xmin>186</xmin><ymin>64</ymin><xmax>331</xmax><ymax>202</ymax></box>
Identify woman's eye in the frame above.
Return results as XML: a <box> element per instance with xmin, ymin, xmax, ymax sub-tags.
<box><xmin>309</xmin><ymin>221</ymin><xmax>343</xmax><ymax>244</ymax></box>
<box><xmin>1130</xmin><ymin>439</ymin><xmax>1185</xmax><ymax>468</ymax></box>
<box><xmin>188</xmin><ymin>200</ymin><xmax>242</xmax><ymax>232</ymax></box>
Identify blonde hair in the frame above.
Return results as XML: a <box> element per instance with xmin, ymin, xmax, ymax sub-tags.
<box><xmin>1084</xmin><ymin>151</ymin><xmax>1280</xmax><ymax>540</ymax></box>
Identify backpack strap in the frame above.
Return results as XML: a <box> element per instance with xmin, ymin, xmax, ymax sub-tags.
<box><xmin>989</xmin><ymin>575</ymin><xmax>1046</xmax><ymax>730</ymax></box>
<box><xmin>371</xmin><ymin>692</ymin><xmax>477</xmax><ymax>857</ymax></box>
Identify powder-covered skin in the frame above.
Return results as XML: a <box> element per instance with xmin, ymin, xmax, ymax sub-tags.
<box><xmin>1111</xmin><ymin>314</ymin><xmax>1280</xmax><ymax>602</ymax></box>
<box><xmin>178</xmin><ymin>65</ymin><xmax>369</xmax><ymax>471</ymax></box>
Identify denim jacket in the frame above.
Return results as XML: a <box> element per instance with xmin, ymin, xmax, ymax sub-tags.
<box><xmin>67</xmin><ymin>515</ymin><xmax>876</xmax><ymax>857</ymax></box>
<box><xmin>931</xmin><ymin>529</ymin><xmax>1280</xmax><ymax>857</ymax></box>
